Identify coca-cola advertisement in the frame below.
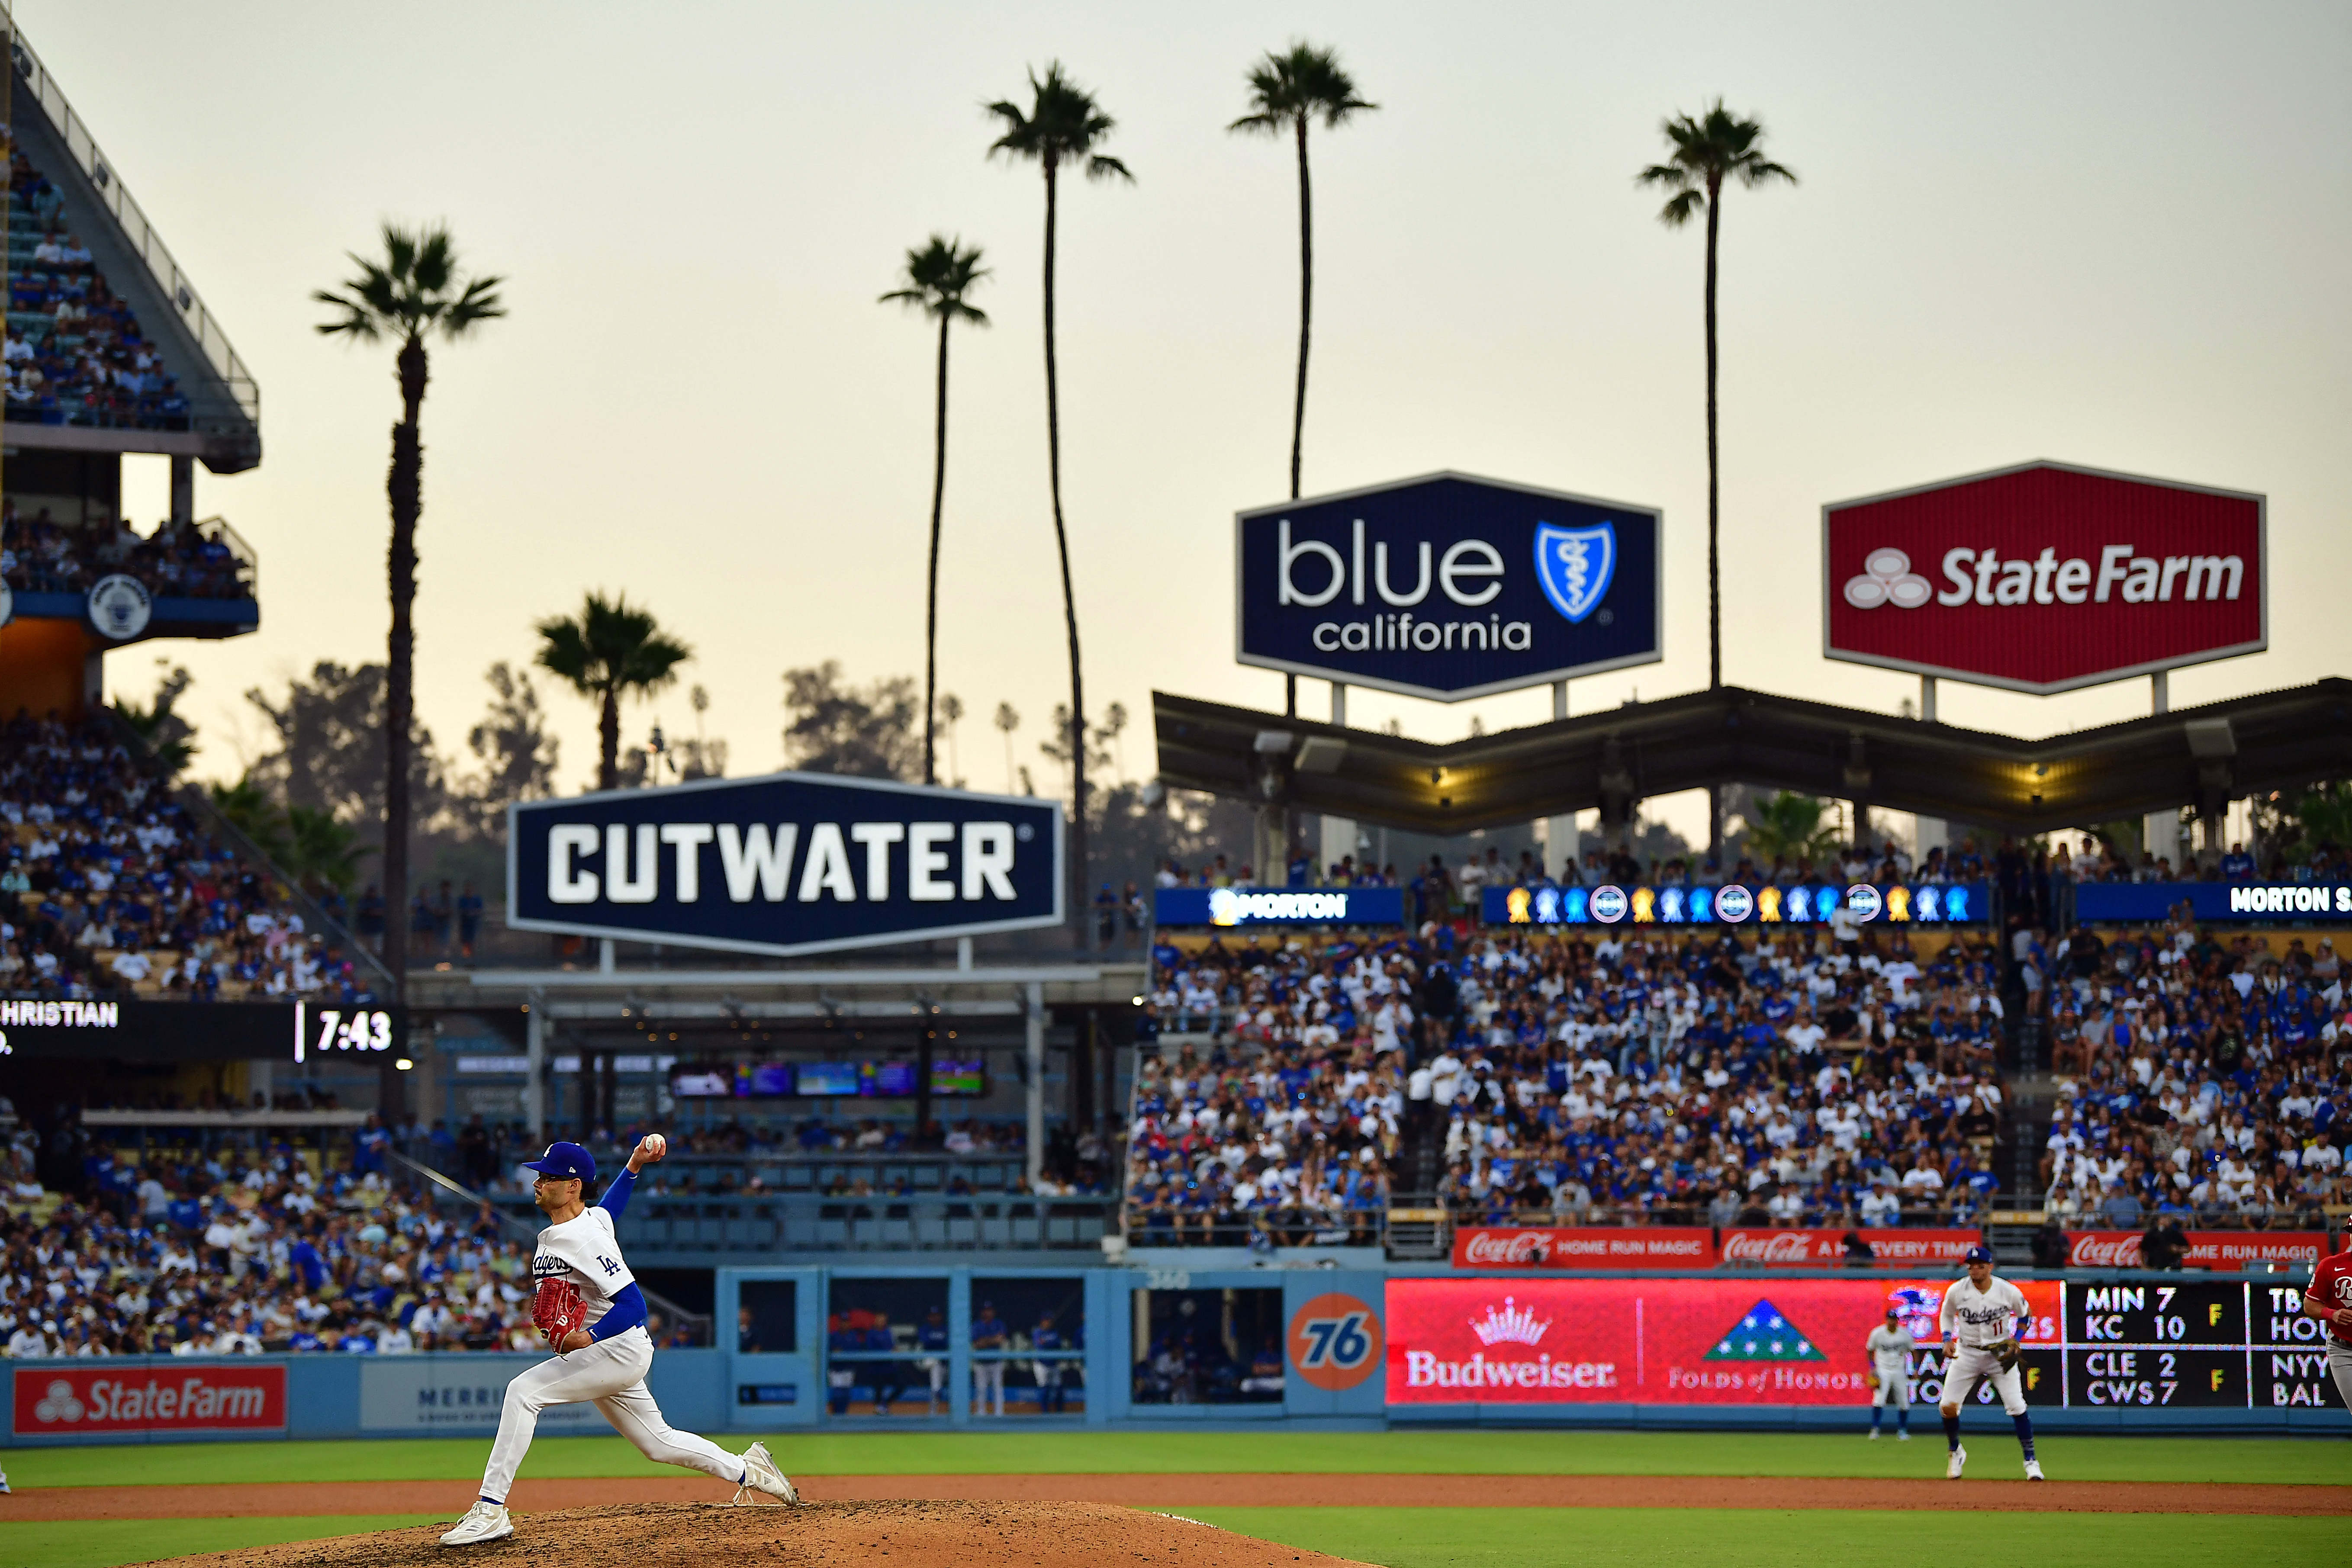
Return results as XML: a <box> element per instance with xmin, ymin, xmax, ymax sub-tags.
<box><xmin>1451</xmin><ymin>1227</ymin><xmax>1714</xmax><ymax>1270</ymax></box>
<box><xmin>1387</xmin><ymin>1278</ymin><xmax>2064</xmax><ymax>1406</ymax></box>
<box><xmin>2064</xmin><ymin>1231</ymin><xmax>2328</xmax><ymax>1271</ymax></box>
<box><xmin>1823</xmin><ymin>461</ymin><xmax>2265</xmax><ymax>694</ymax></box>
<box><xmin>1718</xmin><ymin>1228</ymin><xmax>1982</xmax><ymax>1266</ymax></box>
<box><xmin>13</xmin><ymin>1363</ymin><xmax>286</xmax><ymax>1435</ymax></box>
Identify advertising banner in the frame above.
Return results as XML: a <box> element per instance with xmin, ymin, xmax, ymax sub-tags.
<box><xmin>13</xmin><ymin>1363</ymin><xmax>286</xmax><ymax>1435</ymax></box>
<box><xmin>1154</xmin><ymin>887</ymin><xmax>1403</xmax><ymax>928</ymax></box>
<box><xmin>357</xmin><ymin>1355</ymin><xmax>612</xmax><ymax>1434</ymax></box>
<box><xmin>2074</xmin><ymin>883</ymin><xmax>2352</xmax><ymax>925</ymax></box>
<box><xmin>507</xmin><ymin>773</ymin><xmax>1063</xmax><ymax>957</ymax></box>
<box><xmin>2063</xmin><ymin>1231</ymin><xmax>2329</xmax><ymax>1271</ymax></box>
<box><xmin>1483</xmin><ymin>881</ymin><xmax>1991</xmax><ymax>928</ymax></box>
<box><xmin>1451</xmin><ymin>1227</ymin><xmax>1716</xmax><ymax>1269</ymax></box>
<box><xmin>1387</xmin><ymin>1277</ymin><xmax>2064</xmax><ymax>1406</ymax></box>
<box><xmin>1236</xmin><ymin>472</ymin><xmax>1662</xmax><ymax>702</ymax></box>
<box><xmin>1823</xmin><ymin>460</ymin><xmax>2265</xmax><ymax>694</ymax></box>
<box><xmin>1718</xmin><ymin>1229</ymin><xmax>1982</xmax><ymax>1267</ymax></box>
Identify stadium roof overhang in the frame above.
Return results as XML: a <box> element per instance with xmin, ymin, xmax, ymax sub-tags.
<box><xmin>1151</xmin><ymin>678</ymin><xmax>2352</xmax><ymax>836</ymax></box>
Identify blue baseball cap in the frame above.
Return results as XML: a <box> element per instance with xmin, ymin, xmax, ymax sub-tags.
<box><xmin>525</xmin><ymin>1141</ymin><xmax>596</xmax><ymax>1186</ymax></box>
<box><xmin>1965</xmin><ymin>1244</ymin><xmax>1993</xmax><ymax>1265</ymax></box>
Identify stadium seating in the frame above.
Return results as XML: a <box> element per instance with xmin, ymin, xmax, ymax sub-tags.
<box><xmin>0</xmin><ymin>713</ymin><xmax>374</xmax><ymax>1004</ymax></box>
<box><xmin>2</xmin><ymin>501</ymin><xmax>254</xmax><ymax>601</ymax></box>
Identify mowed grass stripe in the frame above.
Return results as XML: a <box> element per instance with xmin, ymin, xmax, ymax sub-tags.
<box><xmin>0</xmin><ymin>1514</ymin><xmax>444</xmax><ymax>1568</ymax></box>
<box><xmin>6</xmin><ymin>1429</ymin><xmax>2346</xmax><ymax>1489</ymax></box>
<box><xmin>1171</xmin><ymin>1507</ymin><xmax>2344</xmax><ymax>1568</ymax></box>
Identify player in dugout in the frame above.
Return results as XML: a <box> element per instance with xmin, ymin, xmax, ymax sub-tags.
<box><xmin>440</xmin><ymin>1136</ymin><xmax>799</xmax><ymax>1546</ymax></box>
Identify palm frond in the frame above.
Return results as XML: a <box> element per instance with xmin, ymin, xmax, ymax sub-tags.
<box><xmin>1084</xmin><ymin>153</ymin><xmax>1134</xmax><ymax>183</ymax></box>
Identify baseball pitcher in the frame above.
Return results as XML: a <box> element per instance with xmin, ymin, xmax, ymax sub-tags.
<box><xmin>441</xmin><ymin>1137</ymin><xmax>798</xmax><ymax>1546</ymax></box>
<box><xmin>1937</xmin><ymin>1245</ymin><xmax>2044</xmax><ymax>1481</ymax></box>
<box><xmin>2303</xmin><ymin>1243</ymin><xmax>2352</xmax><ymax>1412</ymax></box>
<box><xmin>1863</xmin><ymin>1306</ymin><xmax>1915</xmax><ymax>1439</ymax></box>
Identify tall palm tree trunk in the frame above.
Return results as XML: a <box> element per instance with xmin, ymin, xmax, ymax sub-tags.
<box><xmin>1290</xmin><ymin>113</ymin><xmax>1313</xmax><ymax>502</ymax></box>
<box><xmin>598</xmin><ymin>687</ymin><xmax>621</xmax><ymax>790</ymax></box>
<box><xmin>924</xmin><ymin>308</ymin><xmax>951</xmax><ymax>786</ymax></box>
<box><xmin>1702</xmin><ymin>175</ymin><xmax>1723</xmax><ymax>861</ymax></box>
<box><xmin>1039</xmin><ymin>156</ymin><xmax>1089</xmax><ymax>945</ymax></box>
<box><xmin>382</xmin><ymin>335</ymin><xmax>428</xmax><ymax>1121</ymax></box>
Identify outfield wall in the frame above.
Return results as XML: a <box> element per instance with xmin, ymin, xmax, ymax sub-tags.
<box><xmin>5</xmin><ymin>1267</ymin><xmax>2342</xmax><ymax>1445</ymax></box>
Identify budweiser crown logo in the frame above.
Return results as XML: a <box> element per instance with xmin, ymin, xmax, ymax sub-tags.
<box><xmin>1469</xmin><ymin>1296</ymin><xmax>1552</xmax><ymax>1347</ymax></box>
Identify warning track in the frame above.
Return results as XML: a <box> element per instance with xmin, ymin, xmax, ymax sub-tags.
<box><xmin>1</xmin><ymin>1472</ymin><xmax>2340</xmax><ymax>1521</ymax></box>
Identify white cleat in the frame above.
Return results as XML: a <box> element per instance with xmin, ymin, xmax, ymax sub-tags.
<box><xmin>2024</xmin><ymin>1459</ymin><xmax>2046</xmax><ymax>1481</ymax></box>
<box><xmin>440</xmin><ymin>1501</ymin><xmax>513</xmax><ymax>1546</ymax></box>
<box><xmin>1946</xmin><ymin>1444</ymin><xmax>1967</xmax><ymax>1480</ymax></box>
<box><xmin>1897</xmin><ymin>1431</ymin><xmax>1911</xmax><ymax>1441</ymax></box>
<box><xmin>735</xmin><ymin>1442</ymin><xmax>800</xmax><ymax>1504</ymax></box>
<box><xmin>1868</xmin><ymin>1430</ymin><xmax>1881</xmax><ymax>1440</ymax></box>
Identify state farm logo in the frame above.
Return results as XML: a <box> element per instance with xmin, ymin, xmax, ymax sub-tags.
<box><xmin>1843</xmin><ymin>548</ymin><xmax>1933</xmax><ymax>611</ymax></box>
<box><xmin>1721</xmin><ymin>1231</ymin><xmax>1820</xmax><ymax>1264</ymax></box>
<box><xmin>1461</xmin><ymin>1231</ymin><xmax>1551</xmax><ymax>1266</ymax></box>
<box><xmin>34</xmin><ymin>1378</ymin><xmax>84</xmax><ymax>1423</ymax></box>
<box><xmin>1469</xmin><ymin>1297</ymin><xmax>1551</xmax><ymax>1347</ymax></box>
<box><xmin>2069</xmin><ymin>1234</ymin><xmax>2143</xmax><ymax>1269</ymax></box>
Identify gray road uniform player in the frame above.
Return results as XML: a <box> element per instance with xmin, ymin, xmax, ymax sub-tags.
<box><xmin>1863</xmin><ymin>1309</ymin><xmax>1914</xmax><ymax>1438</ymax></box>
<box><xmin>1937</xmin><ymin>1247</ymin><xmax>2044</xmax><ymax>1481</ymax></box>
<box><xmin>440</xmin><ymin>1138</ymin><xmax>798</xmax><ymax>1547</ymax></box>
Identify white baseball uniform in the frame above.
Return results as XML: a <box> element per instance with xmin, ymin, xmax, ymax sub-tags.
<box><xmin>477</xmin><ymin>1188</ymin><xmax>743</xmax><ymax>1504</ymax></box>
<box><xmin>1865</xmin><ymin>1324</ymin><xmax>1914</xmax><ymax>1407</ymax></box>
<box><xmin>1939</xmin><ymin>1272</ymin><xmax>2031</xmax><ymax>1416</ymax></box>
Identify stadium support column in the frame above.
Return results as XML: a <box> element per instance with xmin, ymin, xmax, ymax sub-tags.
<box><xmin>2143</xmin><ymin>672</ymin><xmax>2176</xmax><ymax>871</ymax></box>
<box><xmin>1914</xmin><ymin>677</ymin><xmax>1947</xmax><ymax>861</ymax></box>
<box><xmin>525</xmin><ymin>993</ymin><xmax>546</xmax><ymax>1144</ymax></box>
<box><xmin>1024</xmin><ymin>982</ymin><xmax>1046</xmax><ymax>1189</ymax></box>
<box><xmin>170</xmin><ymin>456</ymin><xmax>194</xmax><ymax>525</ymax></box>
<box><xmin>1544</xmin><ymin>681</ymin><xmax>1578</xmax><ymax>878</ymax></box>
<box><xmin>1319</xmin><ymin>683</ymin><xmax>1354</xmax><ymax>879</ymax></box>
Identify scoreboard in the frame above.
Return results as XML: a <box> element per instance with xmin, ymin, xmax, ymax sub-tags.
<box><xmin>2050</xmin><ymin>1281</ymin><xmax>2337</xmax><ymax>1410</ymax></box>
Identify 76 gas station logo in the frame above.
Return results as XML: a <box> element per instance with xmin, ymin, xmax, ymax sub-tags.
<box><xmin>1288</xmin><ymin>1293</ymin><xmax>1384</xmax><ymax>1391</ymax></box>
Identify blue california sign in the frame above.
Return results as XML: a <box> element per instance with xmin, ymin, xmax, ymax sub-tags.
<box><xmin>506</xmin><ymin>773</ymin><xmax>1064</xmax><ymax>957</ymax></box>
<box><xmin>1235</xmin><ymin>471</ymin><xmax>1663</xmax><ymax>701</ymax></box>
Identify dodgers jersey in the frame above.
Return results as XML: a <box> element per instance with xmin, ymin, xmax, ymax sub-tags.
<box><xmin>1939</xmin><ymin>1275</ymin><xmax>2028</xmax><ymax>1349</ymax></box>
<box><xmin>1865</xmin><ymin>1324</ymin><xmax>1915</xmax><ymax>1376</ymax></box>
<box><xmin>532</xmin><ymin>1205</ymin><xmax>636</xmax><ymax>1329</ymax></box>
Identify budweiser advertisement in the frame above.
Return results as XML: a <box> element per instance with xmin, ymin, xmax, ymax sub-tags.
<box><xmin>13</xmin><ymin>1363</ymin><xmax>286</xmax><ymax>1435</ymax></box>
<box><xmin>1823</xmin><ymin>460</ymin><xmax>2265</xmax><ymax>694</ymax></box>
<box><xmin>1452</xmin><ymin>1227</ymin><xmax>1714</xmax><ymax>1269</ymax></box>
<box><xmin>2064</xmin><ymin>1231</ymin><xmax>2328</xmax><ymax>1271</ymax></box>
<box><xmin>1718</xmin><ymin>1228</ymin><xmax>1982</xmax><ymax>1266</ymax></box>
<box><xmin>1387</xmin><ymin>1277</ymin><xmax>2063</xmax><ymax>1406</ymax></box>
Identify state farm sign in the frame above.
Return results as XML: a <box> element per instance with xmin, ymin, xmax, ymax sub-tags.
<box><xmin>1823</xmin><ymin>461</ymin><xmax>2265</xmax><ymax>694</ymax></box>
<box><xmin>13</xmin><ymin>1364</ymin><xmax>286</xmax><ymax>1435</ymax></box>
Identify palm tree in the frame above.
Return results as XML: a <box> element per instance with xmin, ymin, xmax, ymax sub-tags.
<box><xmin>1638</xmin><ymin>101</ymin><xmax>1794</xmax><ymax>858</ymax></box>
<box><xmin>534</xmin><ymin>593</ymin><xmax>693</xmax><ymax>789</ymax></box>
<box><xmin>1229</xmin><ymin>43</ymin><xmax>1376</xmax><ymax>501</ymax></box>
<box><xmin>938</xmin><ymin>692</ymin><xmax>965</xmax><ymax>784</ymax></box>
<box><xmin>314</xmin><ymin>223</ymin><xmax>503</xmax><ymax>1110</ymax></box>
<box><xmin>989</xmin><ymin>61</ymin><xmax>1132</xmax><ymax>944</ymax></box>
<box><xmin>881</xmin><ymin>237</ymin><xmax>990</xmax><ymax>787</ymax></box>
<box><xmin>994</xmin><ymin>701</ymin><xmax>1021</xmax><ymax>793</ymax></box>
<box><xmin>1742</xmin><ymin>791</ymin><xmax>1840</xmax><ymax>868</ymax></box>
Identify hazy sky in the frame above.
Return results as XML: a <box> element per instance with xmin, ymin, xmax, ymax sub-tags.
<box><xmin>22</xmin><ymin>2</ymin><xmax>2351</xmax><ymax>842</ymax></box>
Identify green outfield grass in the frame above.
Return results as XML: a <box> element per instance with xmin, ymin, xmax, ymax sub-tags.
<box><xmin>0</xmin><ymin>1515</ymin><xmax>441</xmax><ymax>1568</ymax></box>
<box><xmin>3</xmin><ymin>1427</ymin><xmax>2344</xmax><ymax>1489</ymax></box>
<box><xmin>1174</xmin><ymin>1508</ymin><xmax>2340</xmax><ymax>1568</ymax></box>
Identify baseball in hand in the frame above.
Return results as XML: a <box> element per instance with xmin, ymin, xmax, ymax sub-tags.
<box><xmin>642</xmin><ymin>1133</ymin><xmax>667</xmax><ymax>1161</ymax></box>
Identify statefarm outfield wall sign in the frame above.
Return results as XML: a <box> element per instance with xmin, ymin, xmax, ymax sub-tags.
<box><xmin>1823</xmin><ymin>460</ymin><xmax>2265</xmax><ymax>694</ymax></box>
<box><xmin>506</xmin><ymin>772</ymin><xmax>1063</xmax><ymax>958</ymax></box>
<box><xmin>1236</xmin><ymin>472</ymin><xmax>1663</xmax><ymax>702</ymax></box>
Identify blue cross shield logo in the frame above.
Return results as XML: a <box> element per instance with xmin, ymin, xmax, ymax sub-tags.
<box><xmin>1533</xmin><ymin>522</ymin><xmax>1615</xmax><ymax>623</ymax></box>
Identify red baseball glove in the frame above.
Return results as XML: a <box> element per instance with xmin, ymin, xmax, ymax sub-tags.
<box><xmin>533</xmin><ymin>1278</ymin><xmax>588</xmax><ymax>1345</ymax></box>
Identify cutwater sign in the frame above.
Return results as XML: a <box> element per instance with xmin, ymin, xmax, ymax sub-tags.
<box><xmin>508</xmin><ymin>773</ymin><xmax>1063</xmax><ymax>957</ymax></box>
<box><xmin>1236</xmin><ymin>472</ymin><xmax>1663</xmax><ymax>701</ymax></box>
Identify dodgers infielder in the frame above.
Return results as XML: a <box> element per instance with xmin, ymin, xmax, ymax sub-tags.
<box><xmin>1937</xmin><ymin>1245</ymin><xmax>2044</xmax><ymax>1481</ymax></box>
<box><xmin>441</xmin><ymin>1137</ymin><xmax>798</xmax><ymax>1547</ymax></box>
<box><xmin>1863</xmin><ymin>1306</ymin><xmax>1915</xmax><ymax>1439</ymax></box>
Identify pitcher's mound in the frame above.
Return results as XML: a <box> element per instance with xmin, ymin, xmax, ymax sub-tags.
<box><xmin>135</xmin><ymin>1500</ymin><xmax>1378</xmax><ymax>1568</ymax></box>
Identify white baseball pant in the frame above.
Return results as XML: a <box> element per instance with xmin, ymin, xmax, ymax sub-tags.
<box><xmin>2330</xmin><ymin>1343</ymin><xmax>2352</xmax><ymax>1413</ymax></box>
<box><xmin>1872</xmin><ymin>1370</ymin><xmax>1911</xmax><ymax>1409</ymax></box>
<box><xmin>479</xmin><ymin>1329</ymin><xmax>741</xmax><ymax>1503</ymax></box>
<box><xmin>1942</xmin><ymin>1344</ymin><xmax>2027</xmax><ymax>1416</ymax></box>
<box><xmin>972</xmin><ymin>1359</ymin><xmax>1005</xmax><ymax>1416</ymax></box>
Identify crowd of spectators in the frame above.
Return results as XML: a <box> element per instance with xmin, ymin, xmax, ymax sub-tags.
<box><xmin>0</xmin><ymin>1119</ymin><xmax>582</xmax><ymax>1359</ymax></box>
<box><xmin>2029</xmin><ymin>904</ymin><xmax>2347</xmax><ymax>1231</ymax></box>
<box><xmin>1</xmin><ymin>712</ymin><xmax>377</xmax><ymax>1004</ymax></box>
<box><xmin>3</xmin><ymin>499</ymin><xmax>254</xmax><ymax>601</ymax></box>
<box><xmin>6</xmin><ymin>146</ymin><xmax>191</xmax><ymax>431</ymax></box>
<box><xmin>1131</xmin><ymin>913</ymin><xmax>2018</xmax><ymax>1244</ymax></box>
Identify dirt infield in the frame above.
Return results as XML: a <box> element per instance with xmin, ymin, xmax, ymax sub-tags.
<box><xmin>3</xmin><ymin>1473</ymin><xmax>2342</xmax><ymax>1522</ymax></box>
<box><xmin>120</xmin><ymin>1501</ymin><xmax>1377</xmax><ymax>1568</ymax></box>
